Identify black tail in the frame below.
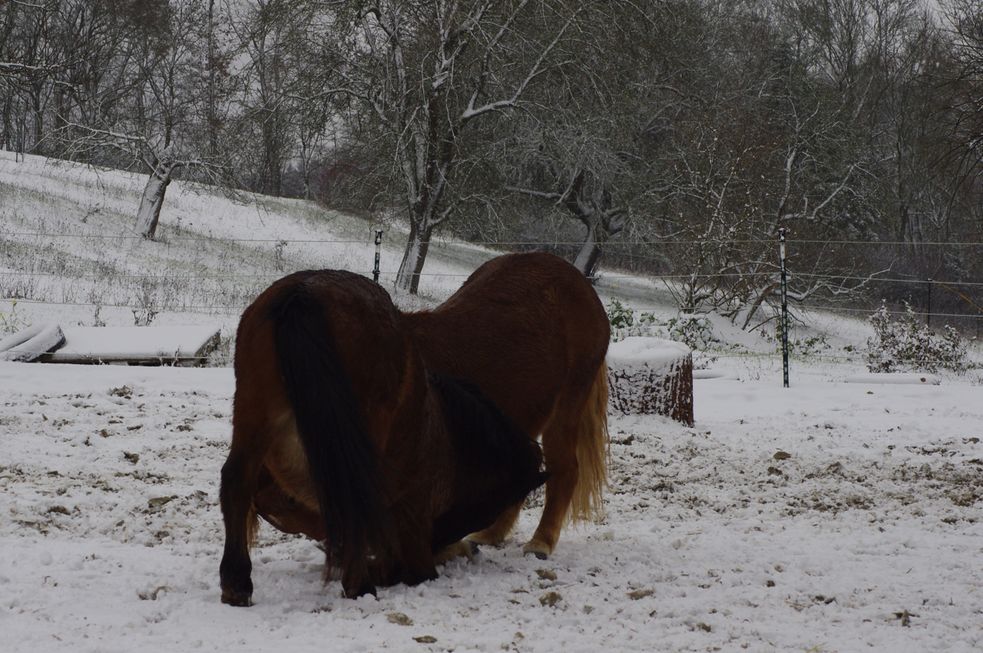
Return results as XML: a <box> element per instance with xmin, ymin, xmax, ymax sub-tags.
<box><xmin>268</xmin><ymin>280</ymin><xmax>388</xmax><ymax>582</ymax></box>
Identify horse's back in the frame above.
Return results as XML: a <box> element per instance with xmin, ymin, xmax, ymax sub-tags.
<box><xmin>447</xmin><ymin>252</ymin><xmax>608</xmax><ymax>354</ymax></box>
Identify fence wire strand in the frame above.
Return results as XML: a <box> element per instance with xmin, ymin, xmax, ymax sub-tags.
<box><xmin>2</xmin><ymin>232</ymin><xmax>982</xmax><ymax>354</ymax></box>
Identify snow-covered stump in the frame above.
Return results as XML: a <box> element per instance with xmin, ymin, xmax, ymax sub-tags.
<box><xmin>607</xmin><ymin>337</ymin><xmax>694</xmax><ymax>426</ymax></box>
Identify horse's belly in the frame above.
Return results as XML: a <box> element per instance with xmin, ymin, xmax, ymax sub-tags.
<box><xmin>264</xmin><ymin>425</ymin><xmax>319</xmax><ymax>513</ymax></box>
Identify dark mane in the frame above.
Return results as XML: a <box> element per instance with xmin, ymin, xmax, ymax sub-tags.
<box><xmin>427</xmin><ymin>372</ymin><xmax>536</xmax><ymax>466</ymax></box>
<box><xmin>427</xmin><ymin>373</ymin><xmax>548</xmax><ymax>551</ymax></box>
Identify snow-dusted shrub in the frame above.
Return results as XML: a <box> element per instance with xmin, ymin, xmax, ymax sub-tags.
<box><xmin>666</xmin><ymin>314</ymin><xmax>716</xmax><ymax>351</ymax></box>
<box><xmin>605</xmin><ymin>300</ymin><xmax>717</xmax><ymax>355</ymax></box>
<box><xmin>606</xmin><ymin>299</ymin><xmax>658</xmax><ymax>342</ymax></box>
<box><xmin>772</xmin><ymin>320</ymin><xmax>830</xmax><ymax>357</ymax></box>
<box><xmin>864</xmin><ymin>302</ymin><xmax>967</xmax><ymax>373</ymax></box>
<box><xmin>606</xmin><ymin>298</ymin><xmax>635</xmax><ymax>330</ymax></box>
<box><xmin>0</xmin><ymin>300</ymin><xmax>27</xmax><ymax>334</ymax></box>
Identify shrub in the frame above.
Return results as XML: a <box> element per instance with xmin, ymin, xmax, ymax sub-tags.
<box><xmin>666</xmin><ymin>315</ymin><xmax>716</xmax><ymax>351</ymax></box>
<box><xmin>0</xmin><ymin>300</ymin><xmax>28</xmax><ymax>335</ymax></box>
<box><xmin>605</xmin><ymin>299</ymin><xmax>635</xmax><ymax>330</ymax></box>
<box><xmin>864</xmin><ymin>302</ymin><xmax>967</xmax><ymax>373</ymax></box>
<box><xmin>605</xmin><ymin>300</ymin><xmax>715</xmax><ymax>353</ymax></box>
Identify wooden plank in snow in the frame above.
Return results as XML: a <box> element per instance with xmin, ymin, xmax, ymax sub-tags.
<box><xmin>41</xmin><ymin>325</ymin><xmax>221</xmax><ymax>366</ymax></box>
<box><xmin>0</xmin><ymin>323</ymin><xmax>66</xmax><ymax>362</ymax></box>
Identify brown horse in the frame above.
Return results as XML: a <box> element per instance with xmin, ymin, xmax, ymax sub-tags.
<box><xmin>219</xmin><ymin>269</ymin><xmax>547</xmax><ymax>605</ymax></box>
<box><xmin>404</xmin><ymin>252</ymin><xmax>610</xmax><ymax>558</ymax></box>
<box><xmin>253</xmin><ymin>252</ymin><xmax>610</xmax><ymax>560</ymax></box>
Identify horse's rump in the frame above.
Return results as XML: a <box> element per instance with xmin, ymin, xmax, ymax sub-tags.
<box><xmin>266</xmin><ymin>273</ymin><xmax>398</xmax><ymax>576</ymax></box>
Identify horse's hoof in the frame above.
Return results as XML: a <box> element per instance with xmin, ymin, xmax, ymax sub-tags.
<box><xmin>343</xmin><ymin>582</ymin><xmax>377</xmax><ymax>599</ymax></box>
<box><xmin>221</xmin><ymin>588</ymin><xmax>253</xmax><ymax>607</ymax></box>
<box><xmin>467</xmin><ymin>533</ymin><xmax>505</xmax><ymax>547</ymax></box>
<box><xmin>522</xmin><ymin>540</ymin><xmax>551</xmax><ymax>560</ymax></box>
<box><xmin>435</xmin><ymin>540</ymin><xmax>480</xmax><ymax>564</ymax></box>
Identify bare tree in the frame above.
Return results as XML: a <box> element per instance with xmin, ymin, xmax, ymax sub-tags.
<box><xmin>230</xmin><ymin>0</ymin><xmax>315</xmax><ymax>197</ymax></box>
<box><xmin>324</xmin><ymin>0</ymin><xmax>586</xmax><ymax>293</ymax></box>
<box><xmin>505</xmin><ymin>132</ymin><xmax>629</xmax><ymax>278</ymax></box>
<box><xmin>942</xmin><ymin>0</ymin><xmax>983</xmax><ymax>182</ymax></box>
<box><xmin>51</xmin><ymin>0</ymin><xmax>231</xmax><ymax>239</ymax></box>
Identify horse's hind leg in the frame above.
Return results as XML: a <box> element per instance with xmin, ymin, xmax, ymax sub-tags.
<box><xmin>219</xmin><ymin>443</ymin><xmax>265</xmax><ymax>606</ymax></box>
<box><xmin>467</xmin><ymin>501</ymin><xmax>522</xmax><ymax>547</ymax></box>
<box><xmin>523</xmin><ymin>417</ymin><xmax>580</xmax><ymax>559</ymax></box>
<box><xmin>525</xmin><ymin>364</ymin><xmax>608</xmax><ymax>559</ymax></box>
<box><xmin>394</xmin><ymin>522</ymin><xmax>438</xmax><ymax>587</ymax></box>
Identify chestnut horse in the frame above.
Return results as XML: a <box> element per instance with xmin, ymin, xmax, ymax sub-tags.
<box><xmin>252</xmin><ymin>252</ymin><xmax>610</xmax><ymax>560</ymax></box>
<box><xmin>219</xmin><ymin>270</ymin><xmax>547</xmax><ymax>605</ymax></box>
<box><xmin>404</xmin><ymin>252</ymin><xmax>610</xmax><ymax>558</ymax></box>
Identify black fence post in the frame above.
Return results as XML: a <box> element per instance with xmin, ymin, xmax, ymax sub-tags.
<box><xmin>372</xmin><ymin>228</ymin><xmax>384</xmax><ymax>283</ymax></box>
<box><xmin>926</xmin><ymin>278</ymin><xmax>932</xmax><ymax>328</ymax></box>
<box><xmin>779</xmin><ymin>228</ymin><xmax>790</xmax><ymax>388</ymax></box>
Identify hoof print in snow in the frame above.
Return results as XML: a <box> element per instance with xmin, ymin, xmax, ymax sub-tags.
<box><xmin>123</xmin><ymin>451</ymin><xmax>140</xmax><ymax>464</ymax></box>
<box><xmin>627</xmin><ymin>588</ymin><xmax>654</xmax><ymax>600</ymax></box>
<box><xmin>412</xmin><ymin>635</ymin><xmax>437</xmax><ymax>644</ymax></box>
<box><xmin>539</xmin><ymin>591</ymin><xmax>562</xmax><ymax>607</ymax></box>
<box><xmin>110</xmin><ymin>386</ymin><xmax>133</xmax><ymax>399</ymax></box>
<box><xmin>147</xmin><ymin>495</ymin><xmax>176</xmax><ymax>511</ymax></box>
<box><xmin>138</xmin><ymin>585</ymin><xmax>169</xmax><ymax>601</ymax></box>
<box><xmin>773</xmin><ymin>450</ymin><xmax>792</xmax><ymax>461</ymax></box>
<box><xmin>387</xmin><ymin>612</ymin><xmax>413</xmax><ymax>626</ymax></box>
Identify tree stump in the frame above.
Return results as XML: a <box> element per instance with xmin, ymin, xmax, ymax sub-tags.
<box><xmin>607</xmin><ymin>337</ymin><xmax>694</xmax><ymax>426</ymax></box>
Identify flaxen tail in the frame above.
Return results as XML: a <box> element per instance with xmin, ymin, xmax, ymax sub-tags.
<box><xmin>569</xmin><ymin>361</ymin><xmax>609</xmax><ymax>522</ymax></box>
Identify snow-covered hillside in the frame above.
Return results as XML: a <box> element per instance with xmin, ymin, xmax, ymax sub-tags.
<box><xmin>1</xmin><ymin>154</ymin><xmax>981</xmax><ymax>652</ymax></box>
<box><xmin>0</xmin><ymin>152</ymin><xmax>501</xmax><ymax>336</ymax></box>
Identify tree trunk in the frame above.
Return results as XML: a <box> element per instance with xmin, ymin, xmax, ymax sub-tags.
<box><xmin>395</xmin><ymin>219</ymin><xmax>433</xmax><ymax>294</ymax></box>
<box><xmin>574</xmin><ymin>223</ymin><xmax>603</xmax><ymax>278</ymax></box>
<box><xmin>1</xmin><ymin>94</ymin><xmax>11</xmax><ymax>151</ymax></box>
<box><xmin>206</xmin><ymin>0</ymin><xmax>219</xmax><ymax>157</ymax></box>
<box><xmin>135</xmin><ymin>164</ymin><xmax>175</xmax><ymax>239</ymax></box>
<box><xmin>261</xmin><ymin>115</ymin><xmax>282</xmax><ymax>196</ymax></box>
<box><xmin>607</xmin><ymin>338</ymin><xmax>694</xmax><ymax>426</ymax></box>
<box><xmin>31</xmin><ymin>91</ymin><xmax>43</xmax><ymax>155</ymax></box>
<box><xmin>300</xmin><ymin>140</ymin><xmax>312</xmax><ymax>200</ymax></box>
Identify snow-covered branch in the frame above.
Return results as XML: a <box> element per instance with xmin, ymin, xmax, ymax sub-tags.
<box><xmin>461</xmin><ymin>5</ymin><xmax>581</xmax><ymax>123</ymax></box>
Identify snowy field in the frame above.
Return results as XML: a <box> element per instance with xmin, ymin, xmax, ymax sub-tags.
<box><xmin>1</xmin><ymin>361</ymin><xmax>981</xmax><ymax>652</ymax></box>
<box><xmin>1</xmin><ymin>153</ymin><xmax>982</xmax><ymax>652</ymax></box>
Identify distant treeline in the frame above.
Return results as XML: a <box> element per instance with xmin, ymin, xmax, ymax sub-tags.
<box><xmin>1</xmin><ymin>0</ymin><xmax>981</xmax><ymax>323</ymax></box>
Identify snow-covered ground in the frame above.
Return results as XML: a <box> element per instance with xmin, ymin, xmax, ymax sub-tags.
<box><xmin>1</xmin><ymin>361</ymin><xmax>980</xmax><ymax>652</ymax></box>
<box><xmin>1</xmin><ymin>153</ymin><xmax>981</xmax><ymax>652</ymax></box>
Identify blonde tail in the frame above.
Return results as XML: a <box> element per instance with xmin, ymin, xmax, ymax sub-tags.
<box><xmin>569</xmin><ymin>361</ymin><xmax>609</xmax><ymax>522</ymax></box>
